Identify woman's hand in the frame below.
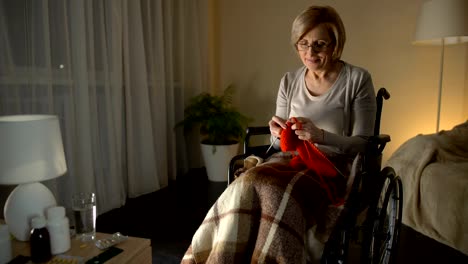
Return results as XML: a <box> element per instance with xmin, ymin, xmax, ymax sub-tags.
<box><xmin>269</xmin><ymin>116</ymin><xmax>287</xmax><ymax>138</ymax></box>
<box><xmin>289</xmin><ymin>117</ymin><xmax>324</xmax><ymax>143</ymax></box>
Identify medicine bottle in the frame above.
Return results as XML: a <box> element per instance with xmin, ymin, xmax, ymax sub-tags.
<box><xmin>0</xmin><ymin>224</ymin><xmax>12</xmax><ymax>264</ymax></box>
<box><xmin>46</xmin><ymin>206</ymin><xmax>71</xmax><ymax>254</ymax></box>
<box><xmin>30</xmin><ymin>216</ymin><xmax>52</xmax><ymax>263</ymax></box>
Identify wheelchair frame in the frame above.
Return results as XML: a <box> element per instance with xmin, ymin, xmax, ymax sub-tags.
<box><xmin>227</xmin><ymin>88</ymin><xmax>403</xmax><ymax>264</ymax></box>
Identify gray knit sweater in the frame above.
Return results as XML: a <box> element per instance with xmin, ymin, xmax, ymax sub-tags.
<box><xmin>273</xmin><ymin>61</ymin><xmax>377</xmax><ymax>155</ymax></box>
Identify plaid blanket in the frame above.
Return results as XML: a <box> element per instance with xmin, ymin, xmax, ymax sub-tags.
<box><xmin>181</xmin><ymin>154</ymin><xmax>346</xmax><ymax>263</ymax></box>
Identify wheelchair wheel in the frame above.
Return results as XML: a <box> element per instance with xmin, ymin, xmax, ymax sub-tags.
<box><xmin>362</xmin><ymin>167</ymin><xmax>403</xmax><ymax>264</ymax></box>
<box><xmin>321</xmin><ymin>226</ymin><xmax>352</xmax><ymax>264</ymax></box>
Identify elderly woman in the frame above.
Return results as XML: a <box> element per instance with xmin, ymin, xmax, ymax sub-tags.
<box><xmin>182</xmin><ymin>5</ymin><xmax>376</xmax><ymax>264</ymax></box>
<box><xmin>270</xmin><ymin>5</ymin><xmax>376</xmax><ymax>163</ymax></box>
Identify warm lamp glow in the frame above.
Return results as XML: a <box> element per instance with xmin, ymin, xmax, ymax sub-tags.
<box><xmin>0</xmin><ymin>115</ymin><xmax>67</xmax><ymax>241</ymax></box>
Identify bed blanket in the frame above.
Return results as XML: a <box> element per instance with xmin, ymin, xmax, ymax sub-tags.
<box><xmin>386</xmin><ymin>121</ymin><xmax>468</xmax><ymax>255</ymax></box>
<box><xmin>181</xmin><ymin>154</ymin><xmax>346</xmax><ymax>263</ymax></box>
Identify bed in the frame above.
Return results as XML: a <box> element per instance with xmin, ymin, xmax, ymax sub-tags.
<box><xmin>386</xmin><ymin>121</ymin><xmax>468</xmax><ymax>255</ymax></box>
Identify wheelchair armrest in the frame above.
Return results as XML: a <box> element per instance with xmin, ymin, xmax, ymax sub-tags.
<box><xmin>369</xmin><ymin>134</ymin><xmax>390</xmax><ymax>144</ymax></box>
<box><xmin>246</xmin><ymin>126</ymin><xmax>270</xmax><ymax>135</ymax></box>
<box><xmin>368</xmin><ymin>134</ymin><xmax>391</xmax><ymax>155</ymax></box>
<box><xmin>244</xmin><ymin>126</ymin><xmax>271</xmax><ymax>154</ymax></box>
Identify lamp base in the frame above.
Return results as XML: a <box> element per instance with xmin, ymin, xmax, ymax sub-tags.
<box><xmin>4</xmin><ymin>182</ymin><xmax>57</xmax><ymax>241</ymax></box>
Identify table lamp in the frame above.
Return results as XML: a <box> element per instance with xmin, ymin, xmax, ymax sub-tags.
<box><xmin>413</xmin><ymin>0</ymin><xmax>468</xmax><ymax>132</ymax></box>
<box><xmin>0</xmin><ymin>115</ymin><xmax>67</xmax><ymax>241</ymax></box>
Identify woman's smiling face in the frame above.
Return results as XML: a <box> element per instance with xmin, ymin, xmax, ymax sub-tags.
<box><xmin>296</xmin><ymin>24</ymin><xmax>334</xmax><ymax>72</ymax></box>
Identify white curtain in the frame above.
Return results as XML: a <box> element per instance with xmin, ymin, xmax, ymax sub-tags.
<box><xmin>0</xmin><ymin>0</ymin><xmax>208</xmax><ymax>214</ymax></box>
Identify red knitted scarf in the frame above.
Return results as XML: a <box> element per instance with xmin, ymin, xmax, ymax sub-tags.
<box><xmin>280</xmin><ymin>119</ymin><xmax>343</xmax><ymax>204</ymax></box>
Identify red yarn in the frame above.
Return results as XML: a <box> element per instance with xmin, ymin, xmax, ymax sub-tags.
<box><xmin>280</xmin><ymin>120</ymin><xmax>343</xmax><ymax>205</ymax></box>
<box><xmin>280</xmin><ymin>121</ymin><xmax>301</xmax><ymax>152</ymax></box>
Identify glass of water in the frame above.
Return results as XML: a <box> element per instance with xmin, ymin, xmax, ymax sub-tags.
<box><xmin>72</xmin><ymin>192</ymin><xmax>96</xmax><ymax>242</ymax></box>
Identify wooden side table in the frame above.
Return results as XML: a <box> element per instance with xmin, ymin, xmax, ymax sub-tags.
<box><xmin>11</xmin><ymin>232</ymin><xmax>152</xmax><ymax>264</ymax></box>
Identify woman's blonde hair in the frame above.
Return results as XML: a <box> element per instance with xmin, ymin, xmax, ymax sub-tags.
<box><xmin>291</xmin><ymin>5</ymin><xmax>346</xmax><ymax>61</ymax></box>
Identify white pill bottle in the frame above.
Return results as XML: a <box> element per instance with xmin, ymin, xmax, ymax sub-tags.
<box><xmin>0</xmin><ymin>224</ymin><xmax>12</xmax><ymax>264</ymax></box>
<box><xmin>46</xmin><ymin>206</ymin><xmax>71</xmax><ymax>255</ymax></box>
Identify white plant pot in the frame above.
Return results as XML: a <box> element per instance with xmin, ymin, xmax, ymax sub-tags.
<box><xmin>200</xmin><ymin>142</ymin><xmax>240</xmax><ymax>182</ymax></box>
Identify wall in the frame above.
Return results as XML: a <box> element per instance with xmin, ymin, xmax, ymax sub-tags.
<box><xmin>0</xmin><ymin>186</ymin><xmax>14</xmax><ymax>219</ymax></box>
<box><xmin>215</xmin><ymin>0</ymin><xmax>468</xmax><ymax>163</ymax></box>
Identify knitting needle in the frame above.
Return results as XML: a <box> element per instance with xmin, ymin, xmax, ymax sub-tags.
<box><xmin>265</xmin><ymin>137</ymin><xmax>278</xmax><ymax>155</ymax></box>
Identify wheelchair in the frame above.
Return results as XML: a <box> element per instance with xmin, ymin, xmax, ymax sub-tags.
<box><xmin>227</xmin><ymin>88</ymin><xmax>403</xmax><ymax>264</ymax></box>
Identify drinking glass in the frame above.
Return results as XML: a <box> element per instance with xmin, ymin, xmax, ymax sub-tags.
<box><xmin>72</xmin><ymin>192</ymin><xmax>96</xmax><ymax>242</ymax></box>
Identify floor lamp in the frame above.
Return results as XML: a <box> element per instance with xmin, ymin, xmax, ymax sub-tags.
<box><xmin>413</xmin><ymin>0</ymin><xmax>468</xmax><ymax>132</ymax></box>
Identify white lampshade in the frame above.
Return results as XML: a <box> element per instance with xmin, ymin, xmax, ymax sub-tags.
<box><xmin>413</xmin><ymin>0</ymin><xmax>468</xmax><ymax>45</ymax></box>
<box><xmin>0</xmin><ymin>115</ymin><xmax>67</xmax><ymax>184</ymax></box>
<box><xmin>0</xmin><ymin>115</ymin><xmax>67</xmax><ymax>241</ymax></box>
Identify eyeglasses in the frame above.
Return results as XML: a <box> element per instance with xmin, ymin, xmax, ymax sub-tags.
<box><xmin>296</xmin><ymin>40</ymin><xmax>331</xmax><ymax>53</ymax></box>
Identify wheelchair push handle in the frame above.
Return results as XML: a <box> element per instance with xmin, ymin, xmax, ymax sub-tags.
<box><xmin>375</xmin><ymin>88</ymin><xmax>390</xmax><ymax>136</ymax></box>
<box><xmin>377</xmin><ymin>88</ymin><xmax>390</xmax><ymax>100</ymax></box>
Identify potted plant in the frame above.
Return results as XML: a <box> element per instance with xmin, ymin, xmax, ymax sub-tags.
<box><xmin>177</xmin><ymin>85</ymin><xmax>251</xmax><ymax>182</ymax></box>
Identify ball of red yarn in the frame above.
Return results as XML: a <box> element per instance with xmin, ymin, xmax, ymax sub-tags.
<box><xmin>280</xmin><ymin>122</ymin><xmax>301</xmax><ymax>152</ymax></box>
